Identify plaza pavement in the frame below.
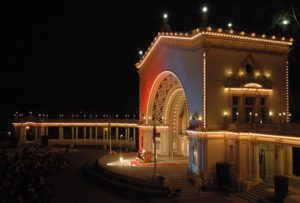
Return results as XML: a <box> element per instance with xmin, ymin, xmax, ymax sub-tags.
<box><xmin>97</xmin><ymin>151</ymin><xmax>249</xmax><ymax>202</ymax></box>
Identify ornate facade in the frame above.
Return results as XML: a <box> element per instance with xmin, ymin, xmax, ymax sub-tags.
<box><xmin>136</xmin><ymin>27</ymin><xmax>300</xmax><ymax>189</ymax></box>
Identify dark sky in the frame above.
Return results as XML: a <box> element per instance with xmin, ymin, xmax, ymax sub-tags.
<box><xmin>2</xmin><ymin>1</ymin><xmax>300</xmax><ymax>131</ymax></box>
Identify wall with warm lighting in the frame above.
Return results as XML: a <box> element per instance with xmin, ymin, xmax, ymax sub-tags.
<box><xmin>206</xmin><ymin>44</ymin><xmax>289</xmax><ymax>129</ymax></box>
<box><xmin>138</xmin><ymin>42</ymin><xmax>204</xmax><ymax>125</ymax></box>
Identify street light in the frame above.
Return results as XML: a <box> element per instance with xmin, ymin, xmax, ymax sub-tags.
<box><xmin>120</xmin><ymin>134</ymin><xmax>123</xmax><ymax>153</ymax></box>
<box><xmin>120</xmin><ymin>134</ymin><xmax>123</xmax><ymax>163</ymax></box>
<box><xmin>228</xmin><ymin>22</ymin><xmax>233</xmax><ymax>28</ymax></box>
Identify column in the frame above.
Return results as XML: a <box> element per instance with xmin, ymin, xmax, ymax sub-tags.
<box><xmin>76</xmin><ymin>127</ymin><xmax>78</xmax><ymax>140</ymax></box>
<box><xmin>95</xmin><ymin>127</ymin><xmax>98</xmax><ymax>140</ymax></box>
<box><xmin>59</xmin><ymin>126</ymin><xmax>63</xmax><ymax>140</ymax></box>
<box><xmin>116</xmin><ymin>127</ymin><xmax>119</xmax><ymax>140</ymax></box>
<box><xmin>71</xmin><ymin>127</ymin><xmax>74</xmax><ymax>140</ymax></box>
<box><xmin>46</xmin><ymin>127</ymin><xmax>48</xmax><ymax>136</ymax></box>
<box><xmin>275</xmin><ymin>144</ymin><xmax>284</xmax><ymax>175</ymax></box>
<box><xmin>133</xmin><ymin>128</ymin><xmax>136</xmax><ymax>142</ymax></box>
<box><xmin>286</xmin><ymin>146</ymin><xmax>293</xmax><ymax>176</ymax></box>
<box><xmin>253</xmin><ymin>142</ymin><xmax>261</xmax><ymax>181</ymax></box>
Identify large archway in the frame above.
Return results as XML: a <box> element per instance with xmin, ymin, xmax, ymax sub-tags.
<box><xmin>145</xmin><ymin>71</ymin><xmax>190</xmax><ymax>156</ymax></box>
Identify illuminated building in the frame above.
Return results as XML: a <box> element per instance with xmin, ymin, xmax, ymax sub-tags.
<box><xmin>136</xmin><ymin>27</ymin><xmax>300</xmax><ymax>189</ymax></box>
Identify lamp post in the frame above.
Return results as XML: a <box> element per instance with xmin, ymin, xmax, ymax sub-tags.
<box><xmin>120</xmin><ymin>134</ymin><xmax>123</xmax><ymax>154</ymax></box>
<box><xmin>119</xmin><ymin>134</ymin><xmax>124</xmax><ymax>165</ymax></box>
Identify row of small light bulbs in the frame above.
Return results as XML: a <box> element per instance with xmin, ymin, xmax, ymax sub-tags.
<box><xmin>222</xmin><ymin>111</ymin><xmax>291</xmax><ymax>117</ymax></box>
<box><xmin>137</xmin><ymin>11</ymin><xmax>293</xmax><ymax>63</ymax></box>
<box><xmin>14</xmin><ymin>112</ymin><xmax>136</xmax><ymax>119</ymax></box>
<box><xmin>226</xmin><ymin>70</ymin><xmax>271</xmax><ymax>78</ymax></box>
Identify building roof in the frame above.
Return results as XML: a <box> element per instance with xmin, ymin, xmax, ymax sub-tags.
<box><xmin>135</xmin><ymin>27</ymin><xmax>293</xmax><ymax>69</ymax></box>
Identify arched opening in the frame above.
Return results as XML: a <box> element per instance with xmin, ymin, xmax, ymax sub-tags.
<box><xmin>146</xmin><ymin>71</ymin><xmax>189</xmax><ymax>156</ymax></box>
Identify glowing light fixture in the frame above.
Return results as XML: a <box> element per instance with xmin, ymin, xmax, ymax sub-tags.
<box><xmin>202</xmin><ymin>6</ymin><xmax>208</xmax><ymax>13</ymax></box>
<box><xmin>139</xmin><ymin>50</ymin><xmax>143</xmax><ymax>56</ymax></box>
<box><xmin>282</xmin><ymin>19</ymin><xmax>289</xmax><ymax>25</ymax></box>
<box><xmin>227</xmin><ymin>22</ymin><xmax>232</xmax><ymax>28</ymax></box>
<box><xmin>163</xmin><ymin>13</ymin><xmax>168</xmax><ymax>19</ymax></box>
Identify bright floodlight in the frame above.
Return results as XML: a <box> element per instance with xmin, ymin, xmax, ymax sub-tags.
<box><xmin>202</xmin><ymin>6</ymin><xmax>208</xmax><ymax>13</ymax></box>
<box><xmin>282</xmin><ymin>19</ymin><xmax>289</xmax><ymax>25</ymax></box>
<box><xmin>139</xmin><ymin>50</ymin><xmax>143</xmax><ymax>55</ymax></box>
<box><xmin>228</xmin><ymin>22</ymin><xmax>232</xmax><ymax>28</ymax></box>
<box><xmin>163</xmin><ymin>13</ymin><xmax>168</xmax><ymax>19</ymax></box>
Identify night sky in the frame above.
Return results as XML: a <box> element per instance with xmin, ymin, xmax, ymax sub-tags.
<box><xmin>2</xmin><ymin>1</ymin><xmax>300</xmax><ymax>131</ymax></box>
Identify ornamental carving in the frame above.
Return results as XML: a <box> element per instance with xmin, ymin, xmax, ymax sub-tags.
<box><xmin>224</xmin><ymin>54</ymin><xmax>272</xmax><ymax>88</ymax></box>
<box><xmin>152</xmin><ymin>74</ymin><xmax>178</xmax><ymax>124</ymax></box>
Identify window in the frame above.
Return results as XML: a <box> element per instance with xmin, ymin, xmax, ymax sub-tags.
<box><xmin>293</xmin><ymin>147</ymin><xmax>300</xmax><ymax>176</ymax></box>
<box><xmin>245</xmin><ymin>97</ymin><xmax>254</xmax><ymax>122</ymax></box>
<box><xmin>232</xmin><ymin>96</ymin><xmax>239</xmax><ymax>122</ymax></box>
<box><xmin>63</xmin><ymin>127</ymin><xmax>72</xmax><ymax>139</ymax></box>
<box><xmin>245</xmin><ymin>63</ymin><xmax>253</xmax><ymax>74</ymax></box>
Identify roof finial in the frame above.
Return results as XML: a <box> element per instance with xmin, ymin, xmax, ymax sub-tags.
<box><xmin>160</xmin><ymin>13</ymin><xmax>172</xmax><ymax>32</ymax></box>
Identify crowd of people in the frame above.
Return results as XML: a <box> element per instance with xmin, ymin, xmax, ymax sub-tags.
<box><xmin>0</xmin><ymin>147</ymin><xmax>68</xmax><ymax>202</ymax></box>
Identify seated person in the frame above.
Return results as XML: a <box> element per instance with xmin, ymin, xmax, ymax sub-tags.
<box><xmin>136</xmin><ymin>151</ymin><xmax>144</xmax><ymax>161</ymax></box>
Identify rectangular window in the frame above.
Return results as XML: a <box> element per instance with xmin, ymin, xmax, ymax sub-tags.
<box><xmin>232</xmin><ymin>96</ymin><xmax>239</xmax><ymax>122</ymax></box>
<box><xmin>245</xmin><ymin>97</ymin><xmax>254</xmax><ymax>105</ymax></box>
<box><xmin>232</xmin><ymin>107</ymin><xmax>238</xmax><ymax>122</ymax></box>
<box><xmin>232</xmin><ymin>96</ymin><xmax>239</xmax><ymax>105</ymax></box>
<box><xmin>293</xmin><ymin>147</ymin><xmax>300</xmax><ymax>176</ymax></box>
<box><xmin>261</xmin><ymin>97</ymin><xmax>266</xmax><ymax>106</ymax></box>
<box><xmin>63</xmin><ymin>127</ymin><xmax>72</xmax><ymax>139</ymax></box>
<box><xmin>245</xmin><ymin>97</ymin><xmax>255</xmax><ymax>123</ymax></box>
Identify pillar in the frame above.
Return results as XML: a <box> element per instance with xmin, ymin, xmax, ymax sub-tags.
<box><xmin>253</xmin><ymin>142</ymin><xmax>261</xmax><ymax>181</ymax></box>
<box><xmin>76</xmin><ymin>127</ymin><xmax>78</xmax><ymax>139</ymax></box>
<box><xmin>286</xmin><ymin>146</ymin><xmax>293</xmax><ymax>176</ymax></box>
<box><xmin>125</xmin><ymin>127</ymin><xmax>128</xmax><ymax>140</ymax></box>
<box><xmin>133</xmin><ymin>128</ymin><xmax>136</xmax><ymax>142</ymax></box>
<box><xmin>90</xmin><ymin>127</ymin><xmax>92</xmax><ymax>139</ymax></box>
<box><xmin>46</xmin><ymin>127</ymin><xmax>48</xmax><ymax>136</ymax></box>
<box><xmin>71</xmin><ymin>127</ymin><xmax>74</xmax><ymax>140</ymax></box>
<box><xmin>95</xmin><ymin>127</ymin><xmax>98</xmax><ymax>140</ymax></box>
<box><xmin>116</xmin><ymin>127</ymin><xmax>119</xmax><ymax>140</ymax></box>
<box><xmin>103</xmin><ymin>128</ymin><xmax>106</xmax><ymax>140</ymax></box>
<box><xmin>275</xmin><ymin>144</ymin><xmax>284</xmax><ymax>175</ymax></box>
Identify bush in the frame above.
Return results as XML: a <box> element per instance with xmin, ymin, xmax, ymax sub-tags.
<box><xmin>216</xmin><ymin>162</ymin><xmax>230</xmax><ymax>186</ymax></box>
<box><xmin>274</xmin><ymin>175</ymin><xmax>289</xmax><ymax>201</ymax></box>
